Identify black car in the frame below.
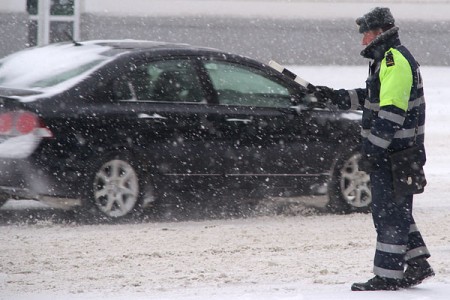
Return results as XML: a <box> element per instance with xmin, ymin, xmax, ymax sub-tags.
<box><xmin>0</xmin><ymin>40</ymin><xmax>371</xmax><ymax>219</ymax></box>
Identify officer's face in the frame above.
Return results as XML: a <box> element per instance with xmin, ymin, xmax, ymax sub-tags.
<box><xmin>361</xmin><ymin>29</ymin><xmax>383</xmax><ymax>46</ymax></box>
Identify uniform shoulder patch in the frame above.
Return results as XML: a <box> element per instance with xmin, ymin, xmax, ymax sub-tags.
<box><xmin>385</xmin><ymin>51</ymin><xmax>395</xmax><ymax>67</ymax></box>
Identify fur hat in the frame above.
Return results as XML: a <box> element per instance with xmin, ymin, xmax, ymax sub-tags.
<box><xmin>356</xmin><ymin>7</ymin><xmax>395</xmax><ymax>33</ymax></box>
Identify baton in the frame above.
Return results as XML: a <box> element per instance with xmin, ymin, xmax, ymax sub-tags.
<box><xmin>268</xmin><ymin>60</ymin><xmax>317</xmax><ymax>93</ymax></box>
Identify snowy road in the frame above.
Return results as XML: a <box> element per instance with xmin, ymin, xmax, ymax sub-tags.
<box><xmin>1</xmin><ymin>209</ymin><xmax>449</xmax><ymax>300</ymax></box>
<box><xmin>1</xmin><ymin>66</ymin><xmax>450</xmax><ymax>299</ymax></box>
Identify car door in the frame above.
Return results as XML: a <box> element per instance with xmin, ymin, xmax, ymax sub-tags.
<box><xmin>198</xmin><ymin>58</ymin><xmax>334</xmax><ymax>189</ymax></box>
<box><xmin>106</xmin><ymin>56</ymin><xmax>226</xmax><ymax>177</ymax></box>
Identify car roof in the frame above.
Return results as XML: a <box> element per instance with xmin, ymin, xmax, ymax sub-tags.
<box><xmin>77</xmin><ymin>39</ymin><xmax>225</xmax><ymax>56</ymax></box>
<box><xmin>80</xmin><ymin>39</ymin><xmax>263</xmax><ymax>71</ymax></box>
<box><xmin>88</xmin><ymin>39</ymin><xmax>210</xmax><ymax>50</ymax></box>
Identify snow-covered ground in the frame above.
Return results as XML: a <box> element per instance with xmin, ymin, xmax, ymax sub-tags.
<box><xmin>0</xmin><ymin>65</ymin><xmax>449</xmax><ymax>299</ymax></box>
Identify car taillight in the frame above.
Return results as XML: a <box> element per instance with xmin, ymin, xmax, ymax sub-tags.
<box><xmin>0</xmin><ymin>113</ymin><xmax>13</xmax><ymax>134</ymax></box>
<box><xmin>0</xmin><ymin>111</ymin><xmax>53</xmax><ymax>138</ymax></box>
<box><xmin>16</xmin><ymin>112</ymin><xmax>39</xmax><ymax>134</ymax></box>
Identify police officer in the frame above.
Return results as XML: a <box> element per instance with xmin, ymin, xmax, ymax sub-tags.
<box><xmin>314</xmin><ymin>7</ymin><xmax>434</xmax><ymax>291</ymax></box>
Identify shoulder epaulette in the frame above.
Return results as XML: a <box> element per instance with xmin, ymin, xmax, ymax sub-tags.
<box><xmin>385</xmin><ymin>51</ymin><xmax>395</xmax><ymax>67</ymax></box>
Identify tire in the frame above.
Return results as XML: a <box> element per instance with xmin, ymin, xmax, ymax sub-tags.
<box><xmin>85</xmin><ymin>154</ymin><xmax>147</xmax><ymax>220</ymax></box>
<box><xmin>327</xmin><ymin>150</ymin><xmax>372</xmax><ymax>214</ymax></box>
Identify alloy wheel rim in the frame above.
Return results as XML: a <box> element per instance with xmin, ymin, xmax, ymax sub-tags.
<box><xmin>339</xmin><ymin>154</ymin><xmax>372</xmax><ymax>208</ymax></box>
<box><xmin>93</xmin><ymin>159</ymin><xmax>139</xmax><ymax>218</ymax></box>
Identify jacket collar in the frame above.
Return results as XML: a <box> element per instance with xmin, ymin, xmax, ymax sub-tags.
<box><xmin>360</xmin><ymin>27</ymin><xmax>401</xmax><ymax>60</ymax></box>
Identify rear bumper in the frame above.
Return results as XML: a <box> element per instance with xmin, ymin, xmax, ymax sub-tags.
<box><xmin>0</xmin><ymin>186</ymin><xmax>81</xmax><ymax>209</ymax></box>
<box><xmin>0</xmin><ymin>157</ymin><xmax>82</xmax><ymax>204</ymax></box>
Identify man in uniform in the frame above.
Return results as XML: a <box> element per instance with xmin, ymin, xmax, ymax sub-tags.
<box><xmin>314</xmin><ymin>7</ymin><xmax>434</xmax><ymax>291</ymax></box>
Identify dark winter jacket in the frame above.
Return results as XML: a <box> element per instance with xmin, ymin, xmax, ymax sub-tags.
<box><xmin>329</xmin><ymin>27</ymin><xmax>426</xmax><ymax>168</ymax></box>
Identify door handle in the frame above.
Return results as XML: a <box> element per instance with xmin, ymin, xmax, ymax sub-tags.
<box><xmin>226</xmin><ymin>118</ymin><xmax>252</xmax><ymax>124</ymax></box>
<box><xmin>138</xmin><ymin>113</ymin><xmax>168</xmax><ymax>120</ymax></box>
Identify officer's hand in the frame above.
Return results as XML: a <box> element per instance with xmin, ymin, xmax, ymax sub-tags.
<box><xmin>313</xmin><ymin>86</ymin><xmax>337</xmax><ymax>104</ymax></box>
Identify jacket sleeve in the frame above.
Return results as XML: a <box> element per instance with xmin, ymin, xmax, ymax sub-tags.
<box><xmin>314</xmin><ymin>86</ymin><xmax>366</xmax><ymax>110</ymax></box>
<box><xmin>333</xmin><ymin>88</ymin><xmax>366</xmax><ymax>110</ymax></box>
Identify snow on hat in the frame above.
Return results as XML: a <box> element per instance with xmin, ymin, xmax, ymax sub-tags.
<box><xmin>356</xmin><ymin>7</ymin><xmax>395</xmax><ymax>33</ymax></box>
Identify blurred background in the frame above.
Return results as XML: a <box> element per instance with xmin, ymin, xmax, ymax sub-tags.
<box><xmin>1</xmin><ymin>0</ymin><xmax>449</xmax><ymax>66</ymax></box>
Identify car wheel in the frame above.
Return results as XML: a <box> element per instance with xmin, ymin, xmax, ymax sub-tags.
<box><xmin>327</xmin><ymin>150</ymin><xmax>371</xmax><ymax>213</ymax></box>
<box><xmin>87</xmin><ymin>155</ymin><xmax>144</xmax><ymax>220</ymax></box>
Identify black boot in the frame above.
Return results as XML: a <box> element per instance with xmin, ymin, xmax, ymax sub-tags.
<box><xmin>402</xmin><ymin>258</ymin><xmax>435</xmax><ymax>288</ymax></box>
<box><xmin>351</xmin><ymin>275</ymin><xmax>403</xmax><ymax>291</ymax></box>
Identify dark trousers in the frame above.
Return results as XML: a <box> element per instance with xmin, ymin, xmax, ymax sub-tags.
<box><xmin>370</xmin><ymin>161</ymin><xmax>430</xmax><ymax>279</ymax></box>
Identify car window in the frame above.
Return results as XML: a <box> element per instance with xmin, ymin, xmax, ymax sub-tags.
<box><xmin>114</xmin><ymin>59</ymin><xmax>204</xmax><ymax>102</ymax></box>
<box><xmin>203</xmin><ymin>61</ymin><xmax>292</xmax><ymax>108</ymax></box>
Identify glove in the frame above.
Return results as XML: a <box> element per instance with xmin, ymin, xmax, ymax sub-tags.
<box><xmin>313</xmin><ymin>86</ymin><xmax>337</xmax><ymax>104</ymax></box>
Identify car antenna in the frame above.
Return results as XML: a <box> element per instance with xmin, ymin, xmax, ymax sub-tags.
<box><xmin>64</xmin><ymin>31</ymin><xmax>82</xmax><ymax>46</ymax></box>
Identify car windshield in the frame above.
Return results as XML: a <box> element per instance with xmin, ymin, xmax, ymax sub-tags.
<box><xmin>0</xmin><ymin>42</ymin><xmax>111</xmax><ymax>90</ymax></box>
